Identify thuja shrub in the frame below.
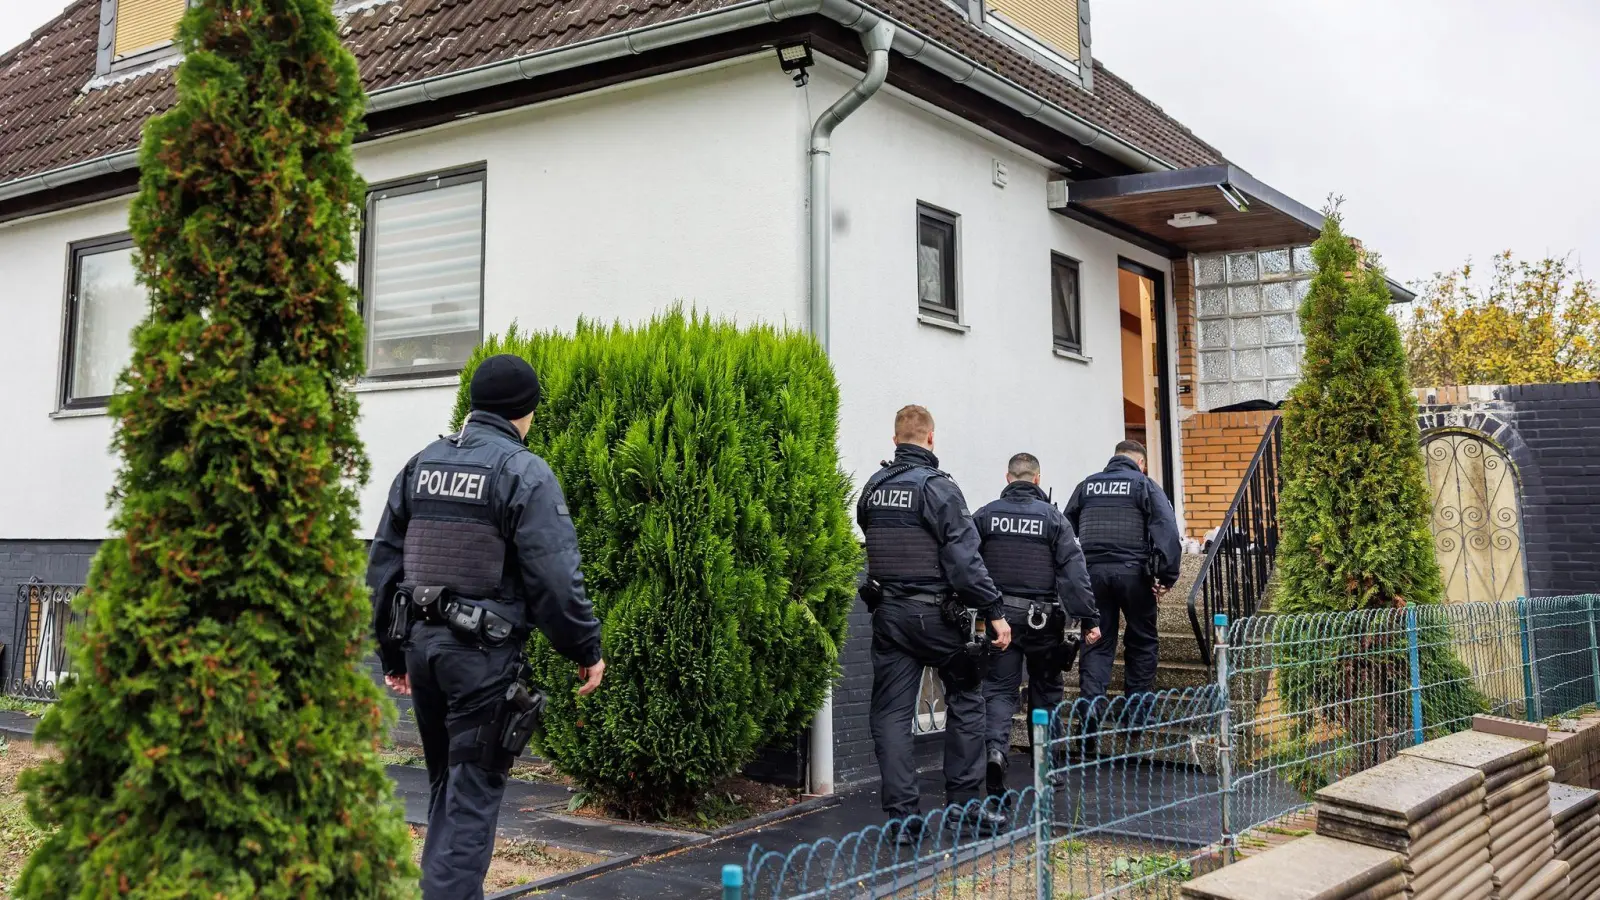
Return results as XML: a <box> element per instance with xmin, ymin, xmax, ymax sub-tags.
<box><xmin>17</xmin><ymin>1</ymin><xmax>415</xmax><ymax>896</ymax></box>
<box><xmin>1272</xmin><ymin>212</ymin><xmax>1482</xmax><ymax>786</ymax></box>
<box><xmin>452</xmin><ymin>311</ymin><xmax>860</xmax><ymax>816</ymax></box>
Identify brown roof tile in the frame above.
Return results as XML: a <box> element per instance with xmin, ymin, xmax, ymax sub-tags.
<box><xmin>0</xmin><ymin>0</ymin><xmax>1223</xmax><ymax>188</ymax></box>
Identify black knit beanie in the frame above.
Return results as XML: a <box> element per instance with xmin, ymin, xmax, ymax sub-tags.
<box><xmin>469</xmin><ymin>354</ymin><xmax>542</xmax><ymax>420</ymax></box>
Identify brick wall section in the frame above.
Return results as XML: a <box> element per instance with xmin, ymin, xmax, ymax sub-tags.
<box><xmin>1173</xmin><ymin>255</ymin><xmax>1197</xmax><ymax>411</ymax></box>
<box><xmin>1179</xmin><ymin>410</ymin><xmax>1277</xmax><ymax>540</ymax></box>
<box><xmin>1500</xmin><ymin>382</ymin><xmax>1600</xmax><ymax>596</ymax></box>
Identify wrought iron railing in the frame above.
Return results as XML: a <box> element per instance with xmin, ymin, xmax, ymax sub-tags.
<box><xmin>8</xmin><ymin>579</ymin><xmax>84</xmax><ymax>701</ymax></box>
<box><xmin>1187</xmin><ymin>415</ymin><xmax>1283</xmax><ymax>667</ymax></box>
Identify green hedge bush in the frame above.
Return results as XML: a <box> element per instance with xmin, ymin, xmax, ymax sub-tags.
<box><xmin>1272</xmin><ymin>212</ymin><xmax>1483</xmax><ymax>791</ymax></box>
<box><xmin>17</xmin><ymin>1</ymin><xmax>415</xmax><ymax>895</ymax></box>
<box><xmin>453</xmin><ymin>312</ymin><xmax>860</xmax><ymax>816</ymax></box>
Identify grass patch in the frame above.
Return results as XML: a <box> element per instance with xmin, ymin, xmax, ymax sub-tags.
<box><xmin>0</xmin><ymin>698</ymin><xmax>49</xmax><ymax>719</ymax></box>
<box><xmin>0</xmin><ymin>739</ymin><xmax>57</xmax><ymax>897</ymax></box>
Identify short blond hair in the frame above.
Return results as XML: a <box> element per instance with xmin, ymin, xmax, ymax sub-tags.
<box><xmin>894</xmin><ymin>405</ymin><xmax>935</xmax><ymax>444</ymax></box>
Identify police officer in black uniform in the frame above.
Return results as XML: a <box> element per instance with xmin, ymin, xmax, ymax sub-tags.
<box><xmin>368</xmin><ymin>355</ymin><xmax>605</xmax><ymax>900</ymax></box>
<box><xmin>1066</xmin><ymin>440</ymin><xmax>1182</xmax><ymax>709</ymax></box>
<box><xmin>974</xmin><ymin>452</ymin><xmax>1101</xmax><ymax>796</ymax></box>
<box><xmin>858</xmin><ymin>405</ymin><xmax>1011</xmax><ymax>839</ymax></box>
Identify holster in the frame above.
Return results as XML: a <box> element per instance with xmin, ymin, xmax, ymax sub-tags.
<box><xmin>448</xmin><ymin>671</ymin><xmax>548</xmax><ymax>773</ymax></box>
<box><xmin>383</xmin><ymin>591</ymin><xmax>412</xmax><ymax>645</ymax></box>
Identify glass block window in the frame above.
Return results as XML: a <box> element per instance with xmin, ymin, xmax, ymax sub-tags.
<box><xmin>1193</xmin><ymin>245</ymin><xmax>1315</xmax><ymax>410</ymax></box>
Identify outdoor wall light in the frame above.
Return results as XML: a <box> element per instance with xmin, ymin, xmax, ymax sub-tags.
<box><xmin>776</xmin><ymin>41</ymin><xmax>814</xmax><ymax>86</ymax></box>
<box><xmin>1168</xmin><ymin>212</ymin><xmax>1218</xmax><ymax>228</ymax></box>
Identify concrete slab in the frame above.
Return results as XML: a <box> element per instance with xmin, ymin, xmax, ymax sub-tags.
<box><xmin>1411</xmin><ymin>846</ymin><xmax>1490</xmax><ymax>895</ymax></box>
<box><xmin>1495</xmin><ymin>843</ymin><xmax>1555</xmax><ymax>898</ymax></box>
<box><xmin>1315</xmin><ymin>755</ymin><xmax>1484</xmax><ymax>825</ymax></box>
<box><xmin>1552</xmin><ymin>783</ymin><xmax>1600</xmax><ymax>827</ymax></box>
<box><xmin>1180</xmin><ymin>833</ymin><xmax>1402</xmax><ymax>900</ymax></box>
<box><xmin>1412</xmin><ymin>862</ymin><xmax>1492</xmax><ymax>900</ymax></box>
<box><xmin>1492</xmin><ymin>816</ymin><xmax>1554</xmax><ymax>864</ymax></box>
<box><xmin>1510</xmin><ymin>851</ymin><xmax>1574</xmax><ymax>896</ymax></box>
<box><xmin>1315</xmin><ymin>791</ymin><xmax>1485</xmax><ymax>854</ymax></box>
<box><xmin>1471</xmin><ymin>715</ymin><xmax>1549</xmax><ymax>744</ymax></box>
<box><xmin>1491</xmin><ymin>795</ymin><xmax>1551</xmax><ymax>843</ymax></box>
<box><xmin>1486</xmin><ymin>768</ymin><xmax>1553</xmax><ymax>811</ymax></box>
<box><xmin>1407</xmin><ymin>817</ymin><xmax>1489</xmax><ymax>876</ymax></box>
<box><xmin>1401</xmin><ymin>729</ymin><xmax>1545</xmax><ymax>776</ymax></box>
<box><xmin>1486</xmin><ymin>757</ymin><xmax>1548</xmax><ymax>794</ymax></box>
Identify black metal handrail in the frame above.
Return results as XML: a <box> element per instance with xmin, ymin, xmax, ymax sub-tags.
<box><xmin>1187</xmin><ymin>416</ymin><xmax>1283</xmax><ymax>667</ymax></box>
<box><xmin>7</xmin><ymin>578</ymin><xmax>85</xmax><ymax>701</ymax></box>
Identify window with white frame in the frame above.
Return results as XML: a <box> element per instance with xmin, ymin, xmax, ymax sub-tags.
<box><xmin>917</xmin><ymin>204</ymin><xmax>960</xmax><ymax>323</ymax></box>
<box><xmin>61</xmin><ymin>234</ymin><xmax>145</xmax><ymax>408</ymax></box>
<box><xmin>361</xmin><ymin>167</ymin><xmax>486</xmax><ymax>378</ymax></box>
<box><xmin>1193</xmin><ymin>246</ymin><xmax>1315</xmax><ymax>411</ymax></box>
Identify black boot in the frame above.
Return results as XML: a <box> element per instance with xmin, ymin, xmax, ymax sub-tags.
<box><xmin>949</xmin><ymin>806</ymin><xmax>1010</xmax><ymax>839</ymax></box>
<box><xmin>894</xmin><ymin>819</ymin><xmax>925</xmax><ymax>847</ymax></box>
<box><xmin>985</xmin><ymin>747</ymin><xmax>1008</xmax><ymax>796</ymax></box>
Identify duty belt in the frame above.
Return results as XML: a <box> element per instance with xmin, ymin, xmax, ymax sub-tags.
<box><xmin>1001</xmin><ymin>595</ymin><xmax>1057</xmax><ymax>630</ymax></box>
<box><xmin>408</xmin><ymin>586</ymin><xmax>518</xmax><ymax>647</ymax></box>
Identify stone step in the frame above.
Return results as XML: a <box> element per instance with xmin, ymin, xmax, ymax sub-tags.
<box><xmin>1061</xmin><ymin>658</ymin><xmax>1214</xmax><ymax>697</ymax></box>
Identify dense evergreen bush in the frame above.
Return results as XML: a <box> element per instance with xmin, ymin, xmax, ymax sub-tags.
<box><xmin>18</xmin><ymin>1</ymin><xmax>415</xmax><ymax>895</ymax></box>
<box><xmin>1272</xmin><ymin>212</ymin><xmax>1482</xmax><ymax>790</ymax></box>
<box><xmin>452</xmin><ymin>312</ymin><xmax>860</xmax><ymax>816</ymax></box>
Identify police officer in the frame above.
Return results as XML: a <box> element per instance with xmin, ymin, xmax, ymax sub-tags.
<box><xmin>858</xmin><ymin>405</ymin><xmax>1011</xmax><ymax>840</ymax></box>
<box><xmin>974</xmin><ymin>453</ymin><xmax>1101</xmax><ymax>796</ymax></box>
<box><xmin>1066</xmin><ymin>440</ymin><xmax>1182</xmax><ymax>708</ymax></box>
<box><xmin>368</xmin><ymin>355</ymin><xmax>605</xmax><ymax>900</ymax></box>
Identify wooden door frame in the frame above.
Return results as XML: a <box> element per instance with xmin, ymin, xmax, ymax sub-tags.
<box><xmin>1117</xmin><ymin>257</ymin><xmax>1175</xmax><ymax>504</ymax></box>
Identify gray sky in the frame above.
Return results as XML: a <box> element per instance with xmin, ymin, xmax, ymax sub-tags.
<box><xmin>3</xmin><ymin>0</ymin><xmax>1596</xmax><ymax>287</ymax></box>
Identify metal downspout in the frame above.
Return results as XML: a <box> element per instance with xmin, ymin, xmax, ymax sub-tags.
<box><xmin>808</xmin><ymin>19</ymin><xmax>896</xmax><ymax>353</ymax></box>
<box><xmin>805</xmin><ymin>20</ymin><xmax>894</xmax><ymax>798</ymax></box>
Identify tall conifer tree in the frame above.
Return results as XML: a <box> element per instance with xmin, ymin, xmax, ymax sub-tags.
<box><xmin>18</xmin><ymin>1</ymin><xmax>415</xmax><ymax>895</ymax></box>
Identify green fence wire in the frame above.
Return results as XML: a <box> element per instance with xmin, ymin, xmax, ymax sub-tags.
<box><xmin>731</xmin><ymin>595</ymin><xmax>1600</xmax><ymax>899</ymax></box>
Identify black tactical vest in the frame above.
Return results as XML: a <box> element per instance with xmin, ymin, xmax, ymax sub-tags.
<box><xmin>1077</xmin><ymin>467</ymin><xmax>1148</xmax><ymax>566</ymax></box>
<box><xmin>402</xmin><ymin>428</ymin><xmax>520</xmax><ymax>598</ymax></box>
<box><xmin>975</xmin><ymin>488</ymin><xmax>1055</xmax><ymax>598</ymax></box>
<box><xmin>859</xmin><ymin>463</ymin><xmax>946</xmax><ymax>591</ymax></box>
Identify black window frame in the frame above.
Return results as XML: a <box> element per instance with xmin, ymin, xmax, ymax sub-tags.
<box><xmin>916</xmin><ymin>203</ymin><xmax>960</xmax><ymax>323</ymax></box>
<box><xmin>58</xmin><ymin>232</ymin><xmax>139</xmax><ymax>411</ymax></box>
<box><xmin>1051</xmin><ymin>252</ymin><xmax>1083</xmax><ymax>355</ymax></box>
<box><xmin>358</xmin><ymin>163</ymin><xmax>489</xmax><ymax>382</ymax></box>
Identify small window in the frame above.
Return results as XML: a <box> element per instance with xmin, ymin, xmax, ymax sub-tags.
<box><xmin>61</xmin><ymin>234</ymin><xmax>144</xmax><ymax>409</ymax></box>
<box><xmin>361</xmin><ymin>167</ymin><xmax>486</xmax><ymax>378</ymax></box>
<box><xmin>98</xmin><ymin>0</ymin><xmax>187</xmax><ymax>76</ymax></box>
<box><xmin>1052</xmin><ymin>253</ymin><xmax>1082</xmax><ymax>354</ymax></box>
<box><xmin>917</xmin><ymin>204</ymin><xmax>959</xmax><ymax>322</ymax></box>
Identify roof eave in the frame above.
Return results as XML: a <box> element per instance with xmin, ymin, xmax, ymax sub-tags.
<box><xmin>0</xmin><ymin>0</ymin><xmax>1181</xmax><ymax>208</ymax></box>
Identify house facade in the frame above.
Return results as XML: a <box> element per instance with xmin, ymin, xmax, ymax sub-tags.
<box><xmin>0</xmin><ymin>0</ymin><xmax>1406</xmax><ymax>791</ymax></box>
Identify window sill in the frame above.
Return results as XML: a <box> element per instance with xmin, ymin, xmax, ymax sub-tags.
<box><xmin>50</xmin><ymin>406</ymin><xmax>110</xmax><ymax>420</ymax></box>
<box><xmin>1053</xmin><ymin>347</ymin><xmax>1092</xmax><ymax>364</ymax></box>
<box><xmin>917</xmin><ymin>313</ymin><xmax>970</xmax><ymax>334</ymax></box>
<box><xmin>353</xmin><ymin>375</ymin><xmax>462</xmax><ymax>393</ymax></box>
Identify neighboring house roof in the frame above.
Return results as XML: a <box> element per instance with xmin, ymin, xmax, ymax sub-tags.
<box><xmin>0</xmin><ymin>0</ymin><xmax>1224</xmax><ymax>191</ymax></box>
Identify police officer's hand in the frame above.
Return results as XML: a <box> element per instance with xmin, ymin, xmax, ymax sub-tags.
<box><xmin>1152</xmin><ymin>582</ymin><xmax>1170</xmax><ymax>599</ymax></box>
<box><xmin>989</xmin><ymin>618</ymin><xmax>1012</xmax><ymax>651</ymax></box>
<box><xmin>1084</xmin><ymin>626</ymin><xmax>1102</xmax><ymax>645</ymax></box>
<box><xmin>577</xmin><ymin>659</ymin><xmax>606</xmax><ymax>696</ymax></box>
<box><xmin>384</xmin><ymin>674</ymin><xmax>411</xmax><ymax>696</ymax></box>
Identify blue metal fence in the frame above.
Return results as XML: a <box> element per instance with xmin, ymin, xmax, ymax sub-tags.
<box><xmin>725</xmin><ymin>594</ymin><xmax>1600</xmax><ymax>899</ymax></box>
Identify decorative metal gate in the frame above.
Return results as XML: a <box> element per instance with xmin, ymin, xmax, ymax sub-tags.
<box><xmin>1422</xmin><ymin>431</ymin><xmax>1526</xmax><ymax>606</ymax></box>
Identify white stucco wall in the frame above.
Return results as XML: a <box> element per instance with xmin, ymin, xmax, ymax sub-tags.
<box><xmin>0</xmin><ymin>58</ymin><xmax>806</xmax><ymax>540</ymax></box>
<box><xmin>0</xmin><ymin>52</ymin><xmax>1181</xmax><ymax>542</ymax></box>
<box><xmin>813</xmin><ymin>62</ymin><xmax>1175</xmax><ymax>511</ymax></box>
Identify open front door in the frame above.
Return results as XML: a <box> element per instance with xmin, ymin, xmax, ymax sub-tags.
<box><xmin>1117</xmin><ymin>259</ymin><xmax>1173</xmax><ymax>496</ymax></box>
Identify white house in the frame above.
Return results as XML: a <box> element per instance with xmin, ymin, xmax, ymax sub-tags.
<box><xmin>0</xmin><ymin>0</ymin><xmax>1409</xmax><ymax>791</ymax></box>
